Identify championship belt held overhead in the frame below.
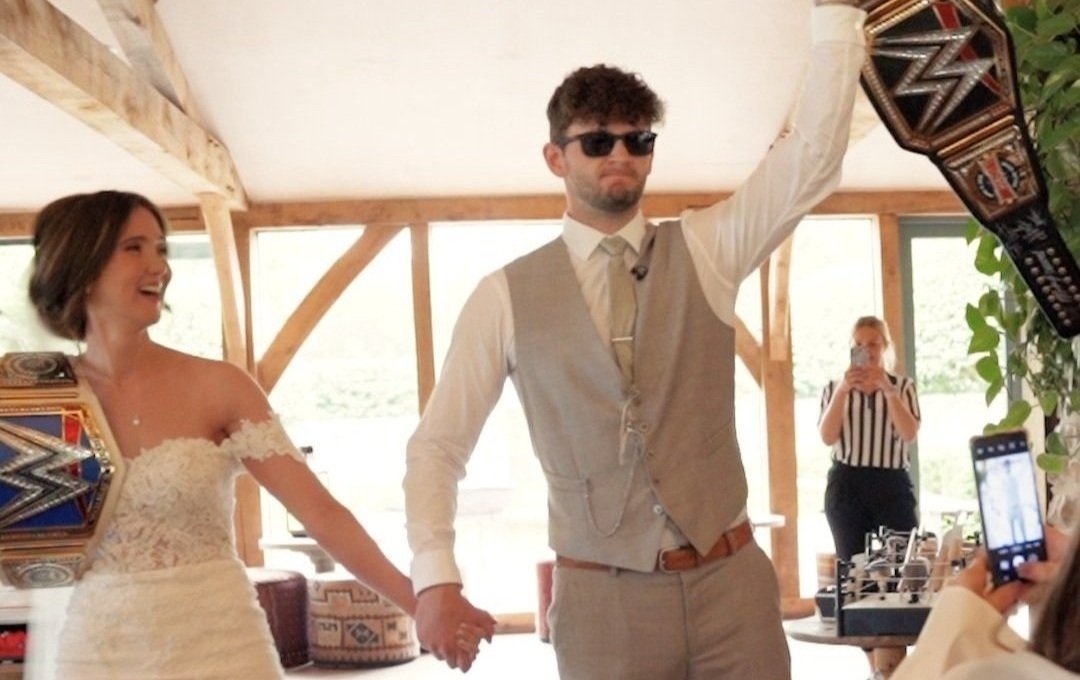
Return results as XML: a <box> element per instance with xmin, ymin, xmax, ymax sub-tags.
<box><xmin>858</xmin><ymin>0</ymin><xmax>1080</xmax><ymax>338</ymax></box>
<box><xmin>0</xmin><ymin>353</ymin><xmax>125</xmax><ymax>588</ymax></box>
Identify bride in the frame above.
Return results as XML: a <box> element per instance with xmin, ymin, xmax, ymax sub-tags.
<box><xmin>22</xmin><ymin>191</ymin><xmax>490</xmax><ymax>678</ymax></box>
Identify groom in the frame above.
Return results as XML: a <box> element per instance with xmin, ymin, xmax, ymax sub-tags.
<box><xmin>404</xmin><ymin>2</ymin><xmax>867</xmax><ymax>677</ymax></box>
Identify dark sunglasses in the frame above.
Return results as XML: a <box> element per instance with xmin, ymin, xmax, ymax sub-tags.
<box><xmin>555</xmin><ymin>130</ymin><xmax>657</xmax><ymax>157</ymax></box>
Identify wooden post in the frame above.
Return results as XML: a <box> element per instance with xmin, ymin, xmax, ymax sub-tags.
<box><xmin>199</xmin><ymin>194</ymin><xmax>248</xmax><ymax>368</ymax></box>
<box><xmin>877</xmin><ymin>213</ymin><xmax>906</xmax><ymax>374</ymax></box>
<box><xmin>759</xmin><ymin>241</ymin><xmax>807</xmax><ymax>615</ymax></box>
<box><xmin>235</xmin><ymin>224</ymin><xmax>256</xmax><ymax>372</ymax></box>
<box><xmin>410</xmin><ymin>223</ymin><xmax>436</xmax><ymax>413</ymax></box>
<box><xmin>228</xmin><ymin>219</ymin><xmax>263</xmax><ymax>566</ymax></box>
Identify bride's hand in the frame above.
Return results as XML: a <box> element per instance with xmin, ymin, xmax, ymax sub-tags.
<box><xmin>454</xmin><ymin>622</ymin><xmax>485</xmax><ymax>668</ymax></box>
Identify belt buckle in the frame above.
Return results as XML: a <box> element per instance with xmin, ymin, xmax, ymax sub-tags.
<box><xmin>657</xmin><ymin>546</ymin><xmax>696</xmax><ymax>573</ymax></box>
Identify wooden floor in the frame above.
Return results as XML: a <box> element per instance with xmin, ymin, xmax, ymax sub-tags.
<box><xmin>285</xmin><ymin>630</ymin><xmax>873</xmax><ymax>680</ymax></box>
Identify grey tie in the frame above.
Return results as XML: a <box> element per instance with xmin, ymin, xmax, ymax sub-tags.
<box><xmin>600</xmin><ymin>236</ymin><xmax>636</xmax><ymax>385</ymax></box>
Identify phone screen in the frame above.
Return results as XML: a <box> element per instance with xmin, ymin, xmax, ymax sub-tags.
<box><xmin>850</xmin><ymin>346</ymin><xmax>869</xmax><ymax>367</ymax></box>
<box><xmin>971</xmin><ymin>431</ymin><xmax>1047</xmax><ymax>585</ymax></box>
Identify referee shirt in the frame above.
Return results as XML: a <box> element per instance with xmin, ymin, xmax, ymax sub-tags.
<box><xmin>819</xmin><ymin>374</ymin><xmax>920</xmax><ymax>469</ymax></box>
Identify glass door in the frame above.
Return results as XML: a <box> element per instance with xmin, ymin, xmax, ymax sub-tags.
<box><xmin>900</xmin><ymin>218</ymin><xmax>1007</xmax><ymax>527</ymax></box>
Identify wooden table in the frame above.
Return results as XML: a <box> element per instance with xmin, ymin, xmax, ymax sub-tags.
<box><xmin>784</xmin><ymin>617</ymin><xmax>917</xmax><ymax>679</ymax></box>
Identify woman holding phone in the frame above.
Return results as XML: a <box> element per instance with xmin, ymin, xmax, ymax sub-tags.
<box><xmin>818</xmin><ymin>315</ymin><xmax>921</xmax><ymax>560</ymax></box>
<box><xmin>891</xmin><ymin>524</ymin><xmax>1079</xmax><ymax>679</ymax></box>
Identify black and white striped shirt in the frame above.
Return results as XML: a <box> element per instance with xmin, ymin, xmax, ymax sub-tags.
<box><xmin>819</xmin><ymin>374</ymin><xmax>920</xmax><ymax>469</ymax></box>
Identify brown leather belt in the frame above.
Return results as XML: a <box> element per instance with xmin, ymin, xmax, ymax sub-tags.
<box><xmin>556</xmin><ymin>519</ymin><xmax>754</xmax><ymax>574</ymax></box>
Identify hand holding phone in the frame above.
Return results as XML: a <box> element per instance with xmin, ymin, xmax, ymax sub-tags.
<box><xmin>970</xmin><ymin>430</ymin><xmax>1048</xmax><ymax>586</ymax></box>
<box><xmin>950</xmin><ymin>551</ymin><xmax>1027</xmax><ymax>613</ymax></box>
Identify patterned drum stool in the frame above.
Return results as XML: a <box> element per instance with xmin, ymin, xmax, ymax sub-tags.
<box><xmin>247</xmin><ymin>568</ymin><xmax>309</xmax><ymax>668</ymax></box>
<box><xmin>307</xmin><ymin>574</ymin><xmax>419</xmax><ymax>667</ymax></box>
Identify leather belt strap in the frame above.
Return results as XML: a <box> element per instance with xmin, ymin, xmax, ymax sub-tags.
<box><xmin>555</xmin><ymin>520</ymin><xmax>754</xmax><ymax>574</ymax></box>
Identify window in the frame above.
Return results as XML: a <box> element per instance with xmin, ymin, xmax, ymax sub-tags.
<box><xmin>156</xmin><ymin>235</ymin><xmax>222</xmax><ymax>358</ymax></box>
<box><xmin>0</xmin><ymin>235</ymin><xmax>217</xmax><ymax>356</ymax></box>
<box><xmin>790</xmin><ymin>216</ymin><xmax>879</xmax><ymax>594</ymax></box>
<box><xmin>902</xmin><ymin>219</ymin><xmax>1006</xmax><ymax>522</ymax></box>
<box><xmin>255</xmin><ymin>222</ymin><xmax>595</xmax><ymax>613</ymax></box>
<box><xmin>254</xmin><ymin>227</ymin><xmax>420</xmax><ymax>575</ymax></box>
<box><xmin>786</xmin><ymin>216</ymin><xmax>1006</xmax><ymax>595</ymax></box>
<box><xmin>0</xmin><ymin>241</ymin><xmax>43</xmax><ymax>353</ymax></box>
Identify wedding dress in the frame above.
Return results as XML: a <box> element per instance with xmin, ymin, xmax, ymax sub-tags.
<box><xmin>50</xmin><ymin>418</ymin><xmax>302</xmax><ymax>680</ymax></box>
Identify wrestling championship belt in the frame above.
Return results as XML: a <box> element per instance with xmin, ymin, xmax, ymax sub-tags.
<box><xmin>0</xmin><ymin>352</ymin><xmax>124</xmax><ymax>588</ymax></box>
<box><xmin>858</xmin><ymin>0</ymin><xmax>1080</xmax><ymax>338</ymax></box>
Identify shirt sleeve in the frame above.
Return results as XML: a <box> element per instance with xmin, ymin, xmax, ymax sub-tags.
<box><xmin>818</xmin><ymin>381</ymin><xmax>835</xmax><ymax>426</ymax></box>
<box><xmin>403</xmin><ymin>271</ymin><xmax>514</xmax><ymax>594</ymax></box>
<box><xmin>903</xmin><ymin>377</ymin><xmax>921</xmax><ymax>422</ymax></box>
<box><xmin>681</xmin><ymin>4</ymin><xmax>867</xmax><ymax>293</ymax></box>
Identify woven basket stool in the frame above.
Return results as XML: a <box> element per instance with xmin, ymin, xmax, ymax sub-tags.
<box><xmin>307</xmin><ymin>574</ymin><xmax>419</xmax><ymax>667</ymax></box>
<box><xmin>246</xmin><ymin>568</ymin><xmax>309</xmax><ymax>668</ymax></box>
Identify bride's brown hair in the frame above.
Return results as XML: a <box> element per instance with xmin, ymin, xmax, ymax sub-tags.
<box><xmin>1029</xmin><ymin>527</ymin><xmax>1080</xmax><ymax>671</ymax></box>
<box><xmin>29</xmin><ymin>191</ymin><xmax>168</xmax><ymax>340</ymax></box>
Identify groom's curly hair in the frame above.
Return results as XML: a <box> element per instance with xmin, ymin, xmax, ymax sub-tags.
<box><xmin>546</xmin><ymin>64</ymin><xmax>665</xmax><ymax>141</ymax></box>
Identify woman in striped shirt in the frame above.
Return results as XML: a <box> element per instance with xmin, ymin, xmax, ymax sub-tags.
<box><xmin>818</xmin><ymin>316</ymin><xmax>921</xmax><ymax>560</ymax></box>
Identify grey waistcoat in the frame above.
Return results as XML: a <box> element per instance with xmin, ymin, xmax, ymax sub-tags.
<box><xmin>504</xmin><ymin>221</ymin><xmax>747</xmax><ymax>572</ymax></box>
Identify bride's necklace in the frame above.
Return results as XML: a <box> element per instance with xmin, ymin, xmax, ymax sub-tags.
<box><xmin>75</xmin><ymin>354</ymin><xmax>145</xmax><ymax>442</ymax></box>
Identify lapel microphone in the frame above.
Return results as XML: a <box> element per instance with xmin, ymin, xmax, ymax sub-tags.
<box><xmin>631</xmin><ymin>265</ymin><xmax>648</xmax><ymax>281</ymax></box>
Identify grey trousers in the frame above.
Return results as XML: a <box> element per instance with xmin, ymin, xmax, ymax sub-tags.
<box><xmin>548</xmin><ymin>542</ymin><xmax>790</xmax><ymax>680</ymax></box>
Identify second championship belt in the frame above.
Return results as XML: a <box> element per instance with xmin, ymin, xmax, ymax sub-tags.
<box><xmin>858</xmin><ymin>0</ymin><xmax>1080</xmax><ymax>338</ymax></box>
<box><xmin>0</xmin><ymin>353</ymin><xmax>125</xmax><ymax>588</ymax></box>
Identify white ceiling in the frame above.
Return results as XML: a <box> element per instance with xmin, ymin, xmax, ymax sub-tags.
<box><xmin>0</xmin><ymin>0</ymin><xmax>949</xmax><ymax>212</ymax></box>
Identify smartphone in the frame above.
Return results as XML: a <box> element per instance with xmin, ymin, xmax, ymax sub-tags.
<box><xmin>970</xmin><ymin>430</ymin><xmax>1047</xmax><ymax>586</ymax></box>
<box><xmin>850</xmin><ymin>346</ymin><xmax>869</xmax><ymax>367</ymax></box>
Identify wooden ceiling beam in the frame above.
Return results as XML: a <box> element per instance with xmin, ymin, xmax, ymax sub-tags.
<box><xmin>0</xmin><ymin>191</ymin><xmax>965</xmax><ymax>239</ymax></box>
<box><xmin>233</xmin><ymin>195</ymin><xmax>569</xmax><ymax>229</ymax></box>
<box><xmin>97</xmin><ymin>0</ymin><xmax>203</xmax><ymax>123</ymax></box>
<box><xmin>0</xmin><ymin>0</ymin><xmax>247</xmax><ymax>208</ymax></box>
<box><xmin>0</xmin><ymin>206</ymin><xmax>204</xmax><ymax>238</ymax></box>
<box><xmin>231</xmin><ymin>191</ymin><xmax>964</xmax><ymax>229</ymax></box>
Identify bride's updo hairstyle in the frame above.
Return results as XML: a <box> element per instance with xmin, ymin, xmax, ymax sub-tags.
<box><xmin>28</xmin><ymin>191</ymin><xmax>168</xmax><ymax>340</ymax></box>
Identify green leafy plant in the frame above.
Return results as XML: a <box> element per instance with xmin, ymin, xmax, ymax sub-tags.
<box><xmin>965</xmin><ymin>0</ymin><xmax>1080</xmax><ymax>475</ymax></box>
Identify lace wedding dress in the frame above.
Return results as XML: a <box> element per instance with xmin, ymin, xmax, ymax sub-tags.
<box><xmin>49</xmin><ymin>418</ymin><xmax>303</xmax><ymax>680</ymax></box>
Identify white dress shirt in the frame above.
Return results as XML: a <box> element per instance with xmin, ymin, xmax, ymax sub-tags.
<box><xmin>405</xmin><ymin>4</ymin><xmax>868</xmax><ymax>593</ymax></box>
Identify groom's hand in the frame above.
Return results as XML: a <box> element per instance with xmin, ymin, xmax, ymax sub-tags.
<box><xmin>415</xmin><ymin>583</ymin><xmax>496</xmax><ymax>672</ymax></box>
